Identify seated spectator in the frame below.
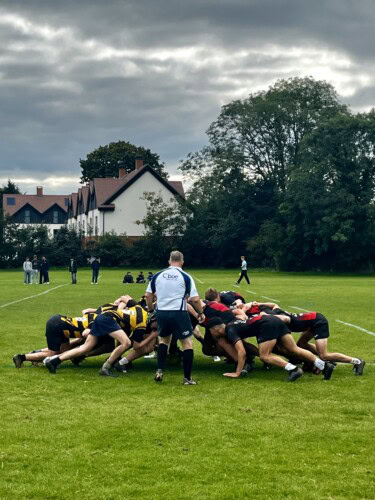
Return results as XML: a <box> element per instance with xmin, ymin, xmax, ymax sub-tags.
<box><xmin>123</xmin><ymin>272</ymin><xmax>134</xmax><ymax>284</ymax></box>
<box><xmin>147</xmin><ymin>271</ymin><xmax>153</xmax><ymax>282</ymax></box>
<box><xmin>136</xmin><ymin>271</ymin><xmax>146</xmax><ymax>284</ymax></box>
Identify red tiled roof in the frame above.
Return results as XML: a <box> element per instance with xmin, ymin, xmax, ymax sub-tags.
<box><xmin>3</xmin><ymin>193</ymin><xmax>69</xmax><ymax>216</ymax></box>
<box><xmin>169</xmin><ymin>181</ymin><xmax>185</xmax><ymax>197</ymax></box>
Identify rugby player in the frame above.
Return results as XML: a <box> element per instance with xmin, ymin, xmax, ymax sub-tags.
<box><xmin>12</xmin><ymin>313</ymin><xmax>96</xmax><ymax>367</ymax></box>
<box><xmin>207</xmin><ymin>314</ymin><xmax>336</xmax><ymax>381</ymax></box>
<box><xmin>44</xmin><ymin>304</ymin><xmax>148</xmax><ymax>377</ymax></box>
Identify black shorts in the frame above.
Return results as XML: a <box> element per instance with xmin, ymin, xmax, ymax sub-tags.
<box><xmin>256</xmin><ymin>316</ymin><xmax>291</xmax><ymax>344</ymax></box>
<box><xmin>132</xmin><ymin>328</ymin><xmax>146</xmax><ymax>343</ymax></box>
<box><xmin>90</xmin><ymin>314</ymin><xmax>121</xmax><ymax>337</ymax></box>
<box><xmin>290</xmin><ymin>312</ymin><xmax>329</xmax><ymax>340</ymax></box>
<box><xmin>156</xmin><ymin>310</ymin><xmax>193</xmax><ymax>340</ymax></box>
<box><xmin>45</xmin><ymin>314</ymin><xmax>69</xmax><ymax>351</ymax></box>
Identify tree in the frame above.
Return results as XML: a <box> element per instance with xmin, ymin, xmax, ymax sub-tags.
<box><xmin>180</xmin><ymin>77</ymin><xmax>347</xmax><ymax>193</ymax></box>
<box><xmin>277</xmin><ymin>112</ymin><xmax>375</xmax><ymax>270</ymax></box>
<box><xmin>80</xmin><ymin>141</ymin><xmax>167</xmax><ymax>183</ymax></box>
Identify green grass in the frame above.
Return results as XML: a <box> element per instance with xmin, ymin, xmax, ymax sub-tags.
<box><xmin>1</xmin><ymin>269</ymin><xmax>375</xmax><ymax>500</ymax></box>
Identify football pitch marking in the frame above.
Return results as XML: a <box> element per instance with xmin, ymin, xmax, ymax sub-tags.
<box><xmin>192</xmin><ymin>275</ymin><xmax>204</xmax><ymax>284</ymax></box>
<box><xmin>335</xmin><ymin>319</ymin><xmax>375</xmax><ymax>337</ymax></box>
<box><xmin>0</xmin><ymin>284</ymin><xmax>69</xmax><ymax>309</ymax></box>
<box><xmin>289</xmin><ymin>306</ymin><xmax>310</xmax><ymax>312</ymax></box>
<box><xmin>261</xmin><ymin>295</ymin><xmax>280</xmax><ymax>302</ymax></box>
<box><xmin>246</xmin><ymin>289</ymin><xmax>257</xmax><ymax>295</ymax></box>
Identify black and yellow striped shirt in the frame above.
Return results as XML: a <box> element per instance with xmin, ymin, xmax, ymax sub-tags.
<box><xmin>60</xmin><ymin>313</ymin><xmax>97</xmax><ymax>339</ymax></box>
<box><xmin>102</xmin><ymin>305</ymin><xmax>147</xmax><ymax>335</ymax></box>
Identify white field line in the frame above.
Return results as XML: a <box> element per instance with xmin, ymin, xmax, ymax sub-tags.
<box><xmin>288</xmin><ymin>306</ymin><xmax>310</xmax><ymax>312</ymax></box>
<box><xmin>261</xmin><ymin>295</ymin><xmax>280</xmax><ymax>302</ymax></box>
<box><xmin>0</xmin><ymin>284</ymin><xmax>68</xmax><ymax>309</ymax></box>
<box><xmin>192</xmin><ymin>275</ymin><xmax>204</xmax><ymax>284</ymax></box>
<box><xmin>335</xmin><ymin>319</ymin><xmax>375</xmax><ymax>337</ymax></box>
<box><xmin>246</xmin><ymin>290</ymin><xmax>257</xmax><ymax>295</ymax></box>
<box><xmin>98</xmin><ymin>274</ymin><xmax>102</xmax><ymax>281</ymax></box>
<box><xmin>233</xmin><ymin>284</ymin><xmax>240</xmax><ymax>288</ymax></box>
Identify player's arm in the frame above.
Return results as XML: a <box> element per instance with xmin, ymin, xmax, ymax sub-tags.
<box><xmin>145</xmin><ymin>292</ymin><xmax>155</xmax><ymax>312</ymax></box>
<box><xmin>82</xmin><ymin>308</ymin><xmax>96</xmax><ymax>315</ymax></box>
<box><xmin>224</xmin><ymin>340</ymin><xmax>246</xmax><ymax>378</ymax></box>
<box><xmin>189</xmin><ymin>295</ymin><xmax>205</xmax><ymax>322</ymax></box>
<box><xmin>134</xmin><ymin>329</ymin><xmax>158</xmax><ymax>349</ymax></box>
<box><xmin>82</xmin><ymin>328</ymin><xmax>91</xmax><ymax>338</ymax></box>
<box><xmin>232</xmin><ymin>308</ymin><xmax>248</xmax><ymax>321</ymax></box>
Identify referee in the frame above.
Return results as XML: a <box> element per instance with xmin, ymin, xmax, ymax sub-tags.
<box><xmin>145</xmin><ymin>250</ymin><xmax>204</xmax><ymax>385</ymax></box>
<box><xmin>236</xmin><ymin>255</ymin><xmax>250</xmax><ymax>285</ymax></box>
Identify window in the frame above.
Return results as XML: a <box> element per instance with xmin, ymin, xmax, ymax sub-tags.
<box><xmin>53</xmin><ymin>210</ymin><xmax>59</xmax><ymax>224</ymax></box>
<box><xmin>7</xmin><ymin>197</ymin><xmax>15</xmax><ymax>205</ymax></box>
<box><xmin>82</xmin><ymin>220</ymin><xmax>86</xmax><ymax>235</ymax></box>
<box><xmin>25</xmin><ymin>210</ymin><xmax>30</xmax><ymax>223</ymax></box>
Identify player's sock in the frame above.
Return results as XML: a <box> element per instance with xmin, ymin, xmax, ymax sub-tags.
<box><xmin>314</xmin><ymin>358</ymin><xmax>325</xmax><ymax>371</ymax></box>
<box><xmin>20</xmin><ymin>354</ymin><xmax>26</xmax><ymax>362</ymax></box>
<box><xmin>351</xmin><ymin>358</ymin><xmax>361</xmax><ymax>365</ymax></box>
<box><xmin>284</xmin><ymin>362</ymin><xmax>297</xmax><ymax>371</ymax></box>
<box><xmin>183</xmin><ymin>349</ymin><xmax>194</xmax><ymax>379</ymax></box>
<box><xmin>102</xmin><ymin>360</ymin><xmax>112</xmax><ymax>370</ymax></box>
<box><xmin>157</xmin><ymin>344</ymin><xmax>168</xmax><ymax>371</ymax></box>
<box><xmin>119</xmin><ymin>357</ymin><xmax>129</xmax><ymax>366</ymax></box>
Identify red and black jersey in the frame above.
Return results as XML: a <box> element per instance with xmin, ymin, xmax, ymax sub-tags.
<box><xmin>226</xmin><ymin>315</ymin><xmax>290</xmax><ymax>345</ymax></box>
<box><xmin>219</xmin><ymin>291</ymin><xmax>245</xmax><ymax>307</ymax></box>
<box><xmin>246</xmin><ymin>304</ymin><xmax>275</xmax><ymax>317</ymax></box>
<box><xmin>204</xmin><ymin>301</ymin><xmax>235</xmax><ymax>326</ymax></box>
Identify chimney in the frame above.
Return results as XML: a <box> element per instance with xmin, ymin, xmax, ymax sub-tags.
<box><xmin>118</xmin><ymin>168</ymin><xmax>126</xmax><ymax>179</ymax></box>
<box><xmin>36</xmin><ymin>186</ymin><xmax>43</xmax><ymax>197</ymax></box>
<box><xmin>135</xmin><ymin>156</ymin><xmax>143</xmax><ymax>170</ymax></box>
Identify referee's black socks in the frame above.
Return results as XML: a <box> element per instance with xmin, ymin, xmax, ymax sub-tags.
<box><xmin>183</xmin><ymin>349</ymin><xmax>194</xmax><ymax>380</ymax></box>
<box><xmin>157</xmin><ymin>344</ymin><xmax>168</xmax><ymax>371</ymax></box>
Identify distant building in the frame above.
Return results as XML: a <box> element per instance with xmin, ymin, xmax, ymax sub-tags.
<box><xmin>67</xmin><ymin>158</ymin><xmax>184</xmax><ymax>238</ymax></box>
<box><xmin>3</xmin><ymin>186</ymin><xmax>69</xmax><ymax>236</ymax></box>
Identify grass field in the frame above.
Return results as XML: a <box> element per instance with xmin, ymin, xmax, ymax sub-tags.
<box><xmin>1</xmin><ymin>268</ymin><xmax>375</xmax><ymax>500</ymax></box>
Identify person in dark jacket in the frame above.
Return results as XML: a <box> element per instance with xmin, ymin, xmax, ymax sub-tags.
<box><xmin>40</xmin><ymin>256</ymin><xmax>49</xmax><ymax>284</ymax></box>
<box><xmin>123</xmin><ymin>272</ymin><xmax>134</xmax><ymax>284</ymax></box>
<box><xmin>91</xmin><ymin>258</ymin><xmax>100</xmax><ymax>284</ymax></box>
<box><xmin>69</xmin><ymin>258</ymin><xmax>78</xmax><ymax>284</ymax></box>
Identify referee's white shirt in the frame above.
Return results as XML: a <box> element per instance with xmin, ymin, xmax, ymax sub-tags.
<box><xmin>241</xmin><ymin>260</ymin><xmax>247</xmax><ymax>271</ymax></box>
<box><xmin>146</xmin><ymin>266</ymin><xmax>198</xmax><ymax>311</ymax></box>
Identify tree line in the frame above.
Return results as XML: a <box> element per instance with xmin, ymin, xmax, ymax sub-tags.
<box><xmin>1</xmin><ymin>76</ymin><xmax>375</xmax><ymax>271</ymax></box>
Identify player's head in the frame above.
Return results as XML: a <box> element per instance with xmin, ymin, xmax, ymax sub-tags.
<box><xmin>205</xmin><ymin>288</ymin><xmax>219</xmax><ymax>302</ymax></box>
<box><xmin>241</xmin><ymin>256</ymin><xmax>245</xmax><ymax>260</ymax></box>
<box><xmin>169</xmin><ymin>250</ymin><xmax>184</xmax><ymax>265</ymax></box>
<box><xmin>207</xmin><ymin>317</ymin><xmax>225</xmax><ymax>337</ymax></box>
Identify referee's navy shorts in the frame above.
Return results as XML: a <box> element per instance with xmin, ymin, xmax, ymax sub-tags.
<box><xmin>90</xmin><ymin>314</ymin><xmax>121</xmax><ymax>337</ymax></box>
<box><xmin>156</xmin><ymin>310</ymin><xmax>193</xmax><ymax>340</ymax></box>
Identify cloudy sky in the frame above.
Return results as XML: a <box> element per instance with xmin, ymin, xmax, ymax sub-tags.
<box><xmin>0</xmin><ymin>0</ymin><xmax>374</xmax><ymax>195</ymax></box>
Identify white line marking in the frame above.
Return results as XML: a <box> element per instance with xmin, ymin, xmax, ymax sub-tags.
<box><xmin>289</xmin><ymin>306</ymin><xmax>310</xmax><ymax>312</ymax></box>
<box><xmin>261</xmin><ymin>296</ymin><xmax>280</xmax><ymax>302</ymax></box>
<box><xmin>233</xmin><ymin>284</ymin><xmax>240</xmax><ymax>288</ymax></box>
<box><xmin>246</xmin><ymin>290</ymin><xmax>257</xmax><ymax>295</ymax></box>
<box><xmin>0</xmin><ymin>284</ymin><xmax>68</xmax><ymax>309</ymax></box>
<box><xmin>191</xmin><ymin>275</ymin><xmax>204</xmax><ymax>284</ymax></box>
<box><xmin>336</xmin><ymin>319</ymin><xmax>375</xmax><ymax>337</ymax></box>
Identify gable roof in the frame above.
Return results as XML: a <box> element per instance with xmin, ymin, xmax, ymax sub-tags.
<box><xmin>102</xmin><ymin>165</ymin><xmax>185</xmax><ymax>206</ymax></box>
<box><xmin>3</xmin><ymin>193</ymin><xmax>69</xmax><ymax>217</ymax></box>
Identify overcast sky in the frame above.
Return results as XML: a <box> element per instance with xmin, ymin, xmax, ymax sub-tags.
<box><xmin>0</xmin><ymin>0</ymin><xmax>374</xmax><ymax>195</ymax></box>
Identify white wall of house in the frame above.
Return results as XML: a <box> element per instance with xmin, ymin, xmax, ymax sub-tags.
<box><xmin>15</xmin><ymin>223</ymin><xmax>66</xmax><ymax>236</ymax></box>
<box><xmin>102</xmin><ymin>171</ymin><xmax>176</xmax><ymax>236</ymax></box>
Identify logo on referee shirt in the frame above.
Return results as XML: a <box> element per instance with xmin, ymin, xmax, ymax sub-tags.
<box><xmin>162</xmin><ymin>273</ymin><xmax>178</xmax><ymax>280</ymax></box>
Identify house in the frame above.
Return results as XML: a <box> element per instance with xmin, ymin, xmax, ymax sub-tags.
<box><xmin>3</xmin><ymin>187</ymin><xmax>69</xmax><ymax>236</ymax></box>
<box><xmin>67</xmin><ymin>158</ymin><xmax>184</xmax><ymax>237</ymax></box>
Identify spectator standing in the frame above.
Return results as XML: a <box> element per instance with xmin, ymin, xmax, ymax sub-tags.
<box><xmin>23</xmin><ymin>257</ymin><xmax>32</xmax><ymax>285</ymax></box>
<box><xmin>91</xmin><ymin>257</ymin><xmax>100</xmax><ymax>284</ymax></box>
<box><xmin>69</xmin><ymin>258</ymin><xmax>78</xmax><ymax>284</ymax></box>
<box><xmin>31</xmin><ymin>255</ymin><xmax>39</xmax><ymax>284</ymax></box>
<box><xmin>40</xmin><ymin>256</ymin><xmax>49</xmax><ymax>284</ymax></box>
<box><xmin>145</xmin><ymin>250</ymin><xmax>204</xmax><ymax>385</ymax></box>
<box><xmin>236</xmin><ymin>256</ymin><xmax>250</xmax><ymax>285</ymax></box>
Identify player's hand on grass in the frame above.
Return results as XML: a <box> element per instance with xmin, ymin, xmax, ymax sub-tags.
<box><xmin>223</xmin><ymin>372</ymin><xmax>240</xmax><ymax>378</ymax></box>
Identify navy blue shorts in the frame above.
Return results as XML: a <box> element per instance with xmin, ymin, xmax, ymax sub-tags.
<box><xmin>90</xmin><ymin>314</ymin><xmax>121</xmax><ymax>337</ymax></box>
<box><xmin>45</xmin><ymin>314</ymin><xmax>70</xmax><ymax>351</ymax></box>
<box><xmin>156</xmin><ymin>310</ymin><xmax>193</xmax><ymax>340</ymax></box>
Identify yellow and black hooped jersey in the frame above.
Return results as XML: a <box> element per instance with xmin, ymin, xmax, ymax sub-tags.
<box><xmin>95</xmin><ymin>303</ymin><xmax>119</xmax><ymax>315</ymax></box>
<box><xmin>60</xmin><ymin>312</ymin><xmax>97</xmax><ymax>339</ymax></box>
<box><xmin>102</xmin><ymin>305</ymin><xmax>147</xmax><ymax>335</ymax></box>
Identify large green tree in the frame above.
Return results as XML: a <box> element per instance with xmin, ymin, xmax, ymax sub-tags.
<box><xmin>180</xmin><ymin>77</ymin><xmax>347</xmax><ymax>193</ymax></box>
<box><xmin>80</xmin><ymin>141</ymin><xmax>167</xmax><ymax>183</ymax></box>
